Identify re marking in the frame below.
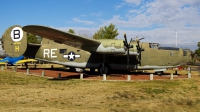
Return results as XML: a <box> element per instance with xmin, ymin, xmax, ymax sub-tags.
<box><xmin>43</xmin><ymin>49</ymin><xmax>57</xmax><ymax>58</ymax></box>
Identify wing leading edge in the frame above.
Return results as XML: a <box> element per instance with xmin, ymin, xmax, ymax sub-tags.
<box><xmin>23</xmin><ymin>25</ymin><xmax>101</xmax><ymax>48</ymax></box>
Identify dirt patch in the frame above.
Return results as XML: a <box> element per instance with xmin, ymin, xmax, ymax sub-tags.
<box><xmin>6</xmin><ymin>67</ymin><xmax>188</xmax><ymax>81</ymax></box>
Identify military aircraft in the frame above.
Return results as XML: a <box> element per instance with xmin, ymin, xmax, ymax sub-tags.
<box><xmin>1</xmin><ymin>25</ymin><xmax>191</xmax><ymax>74</ymax></box>
<box><xmin>0</xmin><ymin>55</ymin><xmax>37</xmax><ymax>65</ymax></box>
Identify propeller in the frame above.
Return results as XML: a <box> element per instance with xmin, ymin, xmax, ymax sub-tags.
<box><xmin>136</xmin><ymin>36</ymin><xmax>144</xmax><ymax>64</ymax></box>
<box><xmin>123</xmin><ymin>34</ymin><xmax>133</xmax><ymax>68</ymax></box>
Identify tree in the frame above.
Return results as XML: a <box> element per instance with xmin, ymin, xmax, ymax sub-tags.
<box><xmin>77</xmin><ymin>30</ymin><xmax>92</xmax><ymax>38</ymax></box>
<box><xmin>93</xmin><ymin>23</ymin><xmax>119</xmax><ymax>39</ymax></box>
<box><xmin>27</xmin><ymin>33</ymin><xmax>41</xmax><ymax>44</ymax></box>
<box><xmin>195</xmin><ymin>42</ymin><xmax>200</xmax><ymax>60</ymax></box>
<box><xmin>68</xmin><ymin>29</ymin><xmax>75</xmax><ymax>34</ymax></box>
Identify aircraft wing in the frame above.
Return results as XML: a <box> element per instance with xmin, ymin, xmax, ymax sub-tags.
<box><xmin>15</xmin><ymin>59</ymin><xmax>37</xmax><ymax>64</ymax></box>
<box><xmin>0</xmin><ymin>62</ymin><xmax>7</xmax><ymax>65</ymax></box>
<box><xmin>23</xmin><ymin>25</ymin><xmax>101</xmax><ymax>48</ymax></box>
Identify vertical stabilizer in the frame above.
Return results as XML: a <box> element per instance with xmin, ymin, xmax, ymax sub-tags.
<box><xmin>2</xmin><ymin>25</ymin><xmax>27</xmax><ymax>57</ymax></box>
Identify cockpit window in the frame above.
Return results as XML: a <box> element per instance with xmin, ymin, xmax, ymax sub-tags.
<box><xmin>183</xmin><ymin>50</ymin><xmax>187</xmax><ymax>56</ymax></box>
<box><xmin>60</xmin><ymin>49</ymin><xmax>67</xmax><ymax>54</ymax></box>
<box><xmin>149</xmin><ymin>43</ymin><xmax>159</xmax><ymax>48</ymax></box>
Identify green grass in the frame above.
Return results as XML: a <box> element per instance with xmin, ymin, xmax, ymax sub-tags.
<box><xmin>0</xmin><ymin>70</ymin><xmax>200</xmax><ymax>111</ymax></box>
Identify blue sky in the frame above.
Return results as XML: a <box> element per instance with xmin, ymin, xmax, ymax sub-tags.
<box><xmin>1</xmin><ymin>0</ymin><xmax>200</xmax><ymax>51</ymax></box>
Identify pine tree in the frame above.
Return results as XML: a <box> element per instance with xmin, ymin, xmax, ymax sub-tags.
<box><xmin>195</xmin><ymin>42</ymin><xmax>200</xmax><ymax>60</ymax></box>
<box><xmin>68</xmin><ymin>29</ymin><xmax>75</xmax><ymax>34</ymax></box>
<box><xmin>27</xmin><ymin>33</ymin><xmax>41</xmax><ymax>44</ymax></box>
<box><xmin>93</xmin><ymin>23</ymin><xmax>119</xmax><ymax>39</ymax></box>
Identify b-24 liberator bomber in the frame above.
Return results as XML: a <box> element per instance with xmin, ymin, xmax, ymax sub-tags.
<box><xmin>1</xmin><ymin>25</ymin><xmax>191</xmax><ymax>74</ymax></box>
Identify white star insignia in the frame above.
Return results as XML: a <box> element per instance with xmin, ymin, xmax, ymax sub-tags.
<box><xmin>68</xmin><ymin>52</ymin><xmax>74</xmax><ymax>60</ymax></box>
<box><xmin>63</xmin><ymin>51</ymin><xmax>81</xmax><ymax>61</ymax></box>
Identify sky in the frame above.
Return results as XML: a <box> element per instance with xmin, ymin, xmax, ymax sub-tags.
<box><xmin>0</xmin><ymin>0</ymin><xmax>200</xmax><ymax>51</ymax></box>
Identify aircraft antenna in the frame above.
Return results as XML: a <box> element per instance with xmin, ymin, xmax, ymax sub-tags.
<box><xmin>175</xmin><ymin>30</ymin><xmax>177</xmax><ymax>47</ymax></box>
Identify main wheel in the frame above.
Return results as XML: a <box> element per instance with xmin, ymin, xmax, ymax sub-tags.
<box><xmin>98</xmin><ymin>64</ymin><xmax>111</xmax><ymax>74</ymax></box>
<box><xmin>99</xmin><ymin>66</ymin><xmax>108</xmax><ymax>74</ymax></box>
<box><xmin>90</xmin><ymin>68</ymin><xmax>96</xmax><ymax>73</ymax></box>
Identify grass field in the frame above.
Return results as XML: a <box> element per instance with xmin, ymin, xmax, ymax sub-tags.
<box><xmin>0</xmin><ymin>70</ymin><xmax>200</xmax><ymax>112</ymax></box>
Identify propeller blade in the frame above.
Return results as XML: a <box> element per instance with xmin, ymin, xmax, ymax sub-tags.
<box><xmin>124</xmin><ymin>34</ymin><xmax>127</xmax><ymax>42</ymax></box>
<box><xmin>127</xmin><ymin>48</ymin><xmax>129</xmax><ymax>68</ymax></box>
<box><xmin>124</xmin><ymin>34</ymin><xmax>138</xmax><ymax>69</ymax></box>
<box><xmin>130</xmin><ymin>38</ymin><xmax>132</xmax><ymax>43</ymax></box>
<box><xmin>124</xmin><ymin>34</ymin><xmax>128</xmax><ymax>45</ymax></box>
<box><xmin>139</xmin><ymin>37</ymin><xmax>145</xmax><ymax>41</ymax></box>
<box><xmin>123</xmin><ymin>41</ymin><xmax>127</xmax><ymax>47</ymax></box>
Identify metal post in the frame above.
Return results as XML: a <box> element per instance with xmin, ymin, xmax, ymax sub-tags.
<box><xmin>188</xmin><ymin>67</ymin><xmax>191</xmax><ymax>78</ymax></box>
<box><xmin>1</xmin><ymin>65</ymin><xmax>4</xmax><ymax>70</ymax></box>
<box><xmin>13</xmin><ymin>66</ymin><xmax>17</xmax><ymax>72</ymax></box>
<box><xmin>58</xmin><ymin>73</ymin><xmax>61</xmax><ymax>78</ymax></box>
<box><xmin>80</xmin><ymin>73</ymin><xmax>83</xmax><ymax>80</ymax></box>
<box><xmin>34</xmin><ymin>63</ymin><xmax>37</xmax><ymax>69</ymax></box>
<box><xmin>150</xmin><ymin>74</ymin><xmax>153</xmax><ymax>80</ymax></box>
<box><xmin>170</xmin><ymin>73</ymin><xmax>173</xmax><ymax>80</ymax></box>
<box><xmin>199</xmin><ymin>67</ymin><xmax>200</xmax><ymax>75</ymax></box>
<box><xmin>42</xmin><ymin>70</ymin><xmax>45</xmax><ymax>77</ymax></box>
<box><xmin>25</xmin><ymin>63</ymin><xmax>28</xmax><ymax>69</ymax></box>
<box><xmin>103</xmin><ymin>74</ymin><xmax>106</xmax><ymax>81</ymax></box>
<box><xmin>175</xmin><ymin>70</ymin><xmax>178</xmax><ymax>75</ymax></box>
<box><xmin>175</xmin><ymin>30</ymin><xmax>177</xmax><ymax>47</ymax></box>
<box><xmin>27</xmin><ymin>69</ymin><xmax>30</xmax><ymax>74</ymax></box>
<box><xmin>127</xmin><ymin>75</ymin><xmax>131</xmax><ymax>81</ymax></box>
<box><xmin>5</xmin><ymin>64</ymin><xmax>7</xmax><ymax>70</ymax></box>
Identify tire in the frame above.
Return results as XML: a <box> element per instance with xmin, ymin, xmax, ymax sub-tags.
<box><xmin>98</xmin><ymin>64</ymin><xmax>110</xmax><ymax>74</ymax></box>
<box><xmin>90</xmin><ymin>68</ymin><xmax>96</xmax><ymax>73</ymax></box>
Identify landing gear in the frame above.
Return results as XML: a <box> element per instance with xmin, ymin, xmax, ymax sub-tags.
<box><xmin>90</xmin><ymin>68</ymin><xmax>96</xmax><ymax>73</ymax></box>
<box><xmin>98</xmin><ymin>65</ymin><xmax>109</xmax><ymax>74</ymax></box>
<box><xmin>155</xmin><ymin>71</ymin><xmax>163</xmax><ymax>75</ymax></box>
<box><xmin>69</xmin><ymin>67</ymin><xmax>76</xmax><ymax>72</ymax></box>
<box><xmin>98</xmin><ymin>55</ymin><xmax>111</xmax><ymax>74</ymax></box>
